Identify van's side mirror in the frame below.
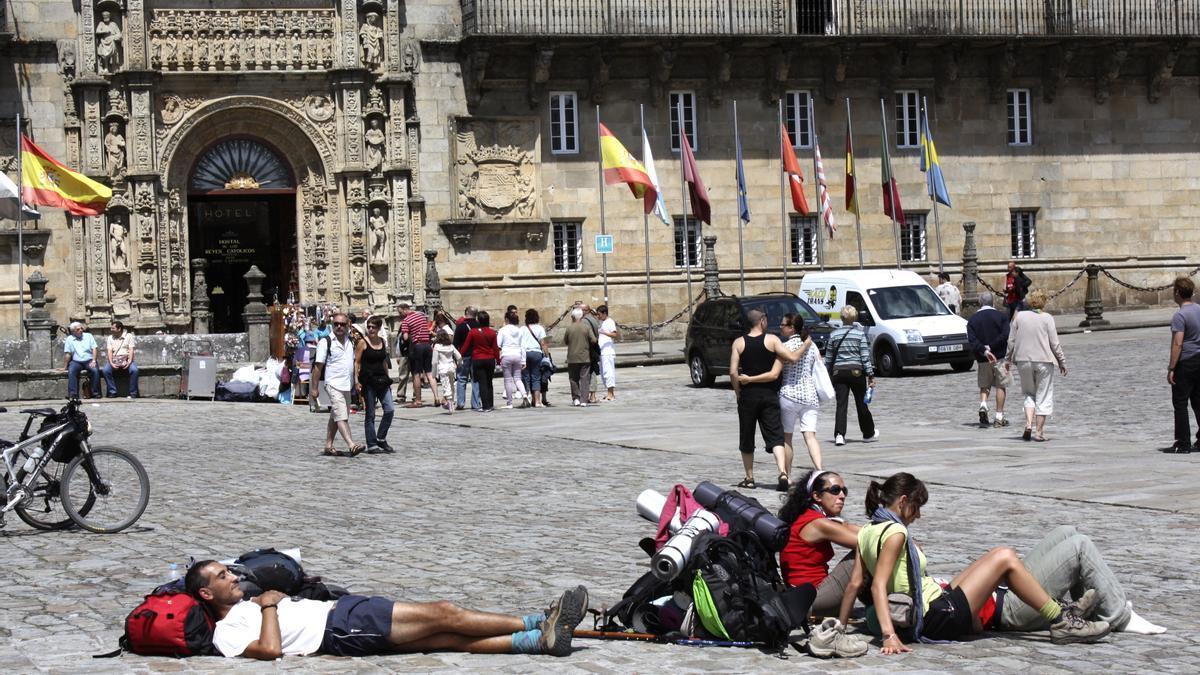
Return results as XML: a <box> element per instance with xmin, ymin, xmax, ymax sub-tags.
<box><xmin>859</xmin><ymin>312</ymin><xmax>874</xmax><ymax>326</ymax></box>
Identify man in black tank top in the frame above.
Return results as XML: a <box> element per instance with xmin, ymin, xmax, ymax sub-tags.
<box><xmin>729</xmin><ymin>309</ymin><xmax>789</xmax><ymax>491</ymax></box>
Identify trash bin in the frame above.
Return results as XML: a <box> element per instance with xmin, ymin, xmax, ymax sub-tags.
<box><xmin>180</xmin><ymin>339</ymin><xmax>217</xmax><ymax>400</ymax></box>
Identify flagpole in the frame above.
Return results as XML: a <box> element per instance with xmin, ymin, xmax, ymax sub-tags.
<box><xmin>733</xmin><ymin>100</ymin><xmax>746</xmax><ymax>296</ymax></box>
<box><xmin>778</xmin><ymin>98</ymin><xmax>788</xmax><ymax>290</ymax></box>
<box><xmin>677</xmin><ymin>98</ymin><xmax>693</xmax><ymax>316</ymax></box>
<box><xmin>595</xmin><ymin>105</ymin><xmax>610</xmax><ymax>302</ymax></box>
<box><xmin>880</xmin><ymin>98</ymin><xmax>902</xmax><ymax>270</ymax></box>
<box><xmin>810</xmin><ymin>99</ymin><xmax>825</xmax><ymax>272</ymax></box>
<box><xmin>15</xmin><ymin>113</ymin><xmax>25</xmax><ymax>339</ymax></box>
<box><xmin>846</xmin><ymin>98</ymin><xmax>864</xmax><ymax>270</ymax></box>
<box><xmin>923</xmin><ymin>96</ymin><xmax>945</xmax><ymax>273</ymax></box>
<box><xmin>639</xmin><ymin>104</ymin><xmax>654</xmax><ymax>356</ymax></box>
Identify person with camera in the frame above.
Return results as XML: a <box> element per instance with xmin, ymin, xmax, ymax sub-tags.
<box><xmin>101</xmin><ymin>320</ymin><xmax>139</xmax><ymax>398</ymax></box>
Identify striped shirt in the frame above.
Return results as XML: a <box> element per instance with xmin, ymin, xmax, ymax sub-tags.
<box><xmin>824</xmin><ymin>325</ymin><xmax>874</xmax><ymax>377</ymax></box>
<box><xmin>400</xmin><ymin>311</ymin><xmax>431</xmax><ymax>343</ymax></box>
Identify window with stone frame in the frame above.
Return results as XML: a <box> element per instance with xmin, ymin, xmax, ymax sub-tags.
<box><xmin>669</xmin><ymin>90</ymin><xmax>698</xmax><ymax>153</ymax></box>
<box><xmin>899</xmin><ymin>212</ymin><xmax>928</xmax><ymax>262</ymax></box>
<box><xmin>549</xmin><ymin>91</ymin><xmax>579</xmax><ymax>154</ymax></box>
<box><xmin>1011</xmin><ymin>210</ymin><xmax>1037</xmax><ymax>258</ymax></box>
<box><xmin>894</xmin><ymin>90</ymin><xmax>921</xmax><ymax>148</ymax></box>
<box><xmin>1007</xmin><ymin>88</ymin><xmax>1032</xmax><ymax>146</ymax></box>
<box><xmin>552</xmin><ymin>220</ymin><xmax>583</xmax><ymax>272</ymax></box>
<box><xmin>784</xmin><ymin>90</ymin><xmax>813</xmax><ymax>149</ymax></box>
<box><xmin>673</xmin><ymin>215</ymin><xmax>702</xmax><ymax>268</ymax></box>
<box><xmin>790</xmin><ymin>215</ymin><xmax>818</xmax><ymax>265</ymax></box>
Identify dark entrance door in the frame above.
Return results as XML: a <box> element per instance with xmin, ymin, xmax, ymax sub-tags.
<box><xmin>188</xmin><ymin>196</ymin><xmax>296</xmax><ymax>332</ymax></box>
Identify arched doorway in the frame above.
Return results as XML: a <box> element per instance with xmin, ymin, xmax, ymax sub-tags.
<box><xmin>188</xmin><ymin>138</ymin><xmax>297</xmax><ymax>332</ymax></box>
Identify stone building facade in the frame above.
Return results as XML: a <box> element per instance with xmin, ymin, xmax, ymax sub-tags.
<box><xmin>2</xmin><ymin>1</ymin><xmax>1199</xmax><ymax>338</ymax></box>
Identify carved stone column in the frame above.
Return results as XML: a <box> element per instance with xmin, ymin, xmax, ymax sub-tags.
<box><xmin>702</xmin><ymin>235</ymin><xmax>721</xmax><ymax>298</ymax></box>
<box><xmin>332</xmin><ymin>70</ymin><xmax>368</xmax><ymax>169</ymax></box>
<box><xmin>75</xmin><ymin>76</ymin><xmax>108</xmax><ymax>176</ymax></box>
<box><xmin>23</xmin><ymin>271</ymin><xmax>59</xmax><ymax>369</ymax></box>
<box><xmin>124</xmin><ymin>0</ymin><xmax>148</xmax><ymax>70</ymax></box>
<box><xmin>79</xmin><ymin>1</ymin><xmax>98</xmax><ymax>74</ymax></box>
<box><xmin>960</xmin><ymin>221</ymin><xmax>980</xmax><ymax>317</ymax></box>
<box><xmin>190</xmin><ymin>258</ymin><xmax>211</xmax><ymax>334</ymax></box>
<box><xmin>124</xmin><ymin>71</ymin><xmax>157</xmax><ymax>174</ymax></box>
<box><xmin>1079</xmin><ymin>264</ymin><xmax>1109</xmax><ymax>327</ymax></box>
<box><xmin>242</xmin><ymin>265</ymin><xmax>271</xmax><ymax>362</ymax></box>
<box><xmin>423</xmin><ymin>250</ymin><xmax>442</xmax><ymax>313</ymax></box>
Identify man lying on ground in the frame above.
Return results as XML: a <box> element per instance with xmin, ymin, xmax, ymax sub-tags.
<box><xmin>187</xmin><ymin>560</ymin><xmax>588</xmax><ymax>659</ymax></box>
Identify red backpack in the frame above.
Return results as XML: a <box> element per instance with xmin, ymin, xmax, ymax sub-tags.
<box><xmin>98</xmin><ymin>591</ymin><xmax>216</xmax><ymax>658</ymax></box>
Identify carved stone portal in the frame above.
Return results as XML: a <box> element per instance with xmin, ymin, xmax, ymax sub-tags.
<box><xmin>452</xmin><ymin>117</ymin><xmax>542</xmax><ymax>221</ymax></box>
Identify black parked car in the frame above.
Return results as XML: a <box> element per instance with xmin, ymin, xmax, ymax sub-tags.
<box><xmin>685</xmin><ymin>293</ymin><xmax>832</xmax><ymax>387</ymax></box>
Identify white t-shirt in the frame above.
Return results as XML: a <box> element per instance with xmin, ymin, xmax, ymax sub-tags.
<box><xmin>213</xmin><ymin>599</ymin><xmax>335</xmax><ymax>657</ymax></box>
<box><xmin>519</xmin><ymin>324</ymin><xmax>547</xmax><ymax>351</ymax></box>
<box><xmin>315</xmin><ymin>334</ymin><xmax>355</xmax><ymax>391</ymax></box>
<box><xmin>106</xmin><ymin>332</ymin><xmax>136</xmax><ymax>362</ymax></box>
<box><xmin>598</xmin><ymin>318</ymin><xmax>617</xmax><ymax>353</ymax></box>
<box><xmin>496</xmin><ymin>324</ymin><xmax>525</xmax><ymax>359</ymax></box>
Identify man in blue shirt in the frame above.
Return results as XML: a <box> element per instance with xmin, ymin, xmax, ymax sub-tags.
<box><xmin>62</xmin><ymin>321</ymin><xmax>101</xmax><ymax>398</ymax></box>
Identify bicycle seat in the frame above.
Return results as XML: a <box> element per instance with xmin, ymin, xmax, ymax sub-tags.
<box><xmin>20</xmin><ymin>408</ymin><xmax>56</xmax><ymax>417</ymax></box>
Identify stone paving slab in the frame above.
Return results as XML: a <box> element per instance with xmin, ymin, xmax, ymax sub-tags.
<box><xmin>0</xmin><ymin>325</ymin><xmax>1196</xmax><ymax>672</ymax></box>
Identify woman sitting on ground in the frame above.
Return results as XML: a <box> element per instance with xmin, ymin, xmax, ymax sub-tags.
<box><xmin>836</xmin><ymin>472</ymin><xmax>1110</xmax><ymax>653</ymax></box>
<box><xmin>778</xmin><ymin>470</ymin><xmax>858</xmax><ymax>618</ymax></box>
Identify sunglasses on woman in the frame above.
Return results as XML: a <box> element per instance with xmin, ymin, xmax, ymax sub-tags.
<box><xmin>820</xmin><ymin>485</ymin><xmax>850</xmax><ymax>497</ymax></box>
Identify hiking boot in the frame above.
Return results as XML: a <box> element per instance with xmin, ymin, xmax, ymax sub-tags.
<box><xmin>1050</xmin><ymin>613</ymin><xmax>1110</xmax><ymax>645</ymax></box>
<box><xmin>1061</xmin><ymin>589</ymin><xmax>1099</xmax><ymax>620</ymax></box>
<box><xmin>806</xmin><ymin>618</ymin><xmax>869</xmax><ymax>658</ymax></box>
<box><xmin>540</xmin><ymin>585</ymin><xmax>588</xmax><ymax>656</ymax></box>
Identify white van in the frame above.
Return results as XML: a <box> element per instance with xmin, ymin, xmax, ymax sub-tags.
<box><xmin>799</xmin><ymin>270</ymin><xmax>972</xmax><ymax>377</ymax></box>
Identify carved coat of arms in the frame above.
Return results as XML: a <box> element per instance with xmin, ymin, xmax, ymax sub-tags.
<box><xmin>454</xmin><ymin>118</ymin><xmax>541</xmax><ymax>221</ymax></box>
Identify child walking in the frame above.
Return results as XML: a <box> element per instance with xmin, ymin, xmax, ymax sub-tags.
<box><xmin>433</xmin><ymin>331</ymin><xmax>462</xmax><ymax>413</ymax></box>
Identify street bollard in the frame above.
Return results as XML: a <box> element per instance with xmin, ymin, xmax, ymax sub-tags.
<box><xmin>960</xmin><ymin>221</ymin><xmax>980</xmax><ymax>317</ymax></box>
<box><xmin>1079</xmin><ymin>264</ymin><xmax>1109</xmax><ymax>327</ymax></box>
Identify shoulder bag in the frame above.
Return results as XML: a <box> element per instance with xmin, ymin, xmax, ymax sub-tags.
<box><xmin>829</xmin><ymin>331</ymin><xmax>864</xmax><ymax>378</ymax></box>
<box><xmin>810</xmin><ymin>351</ymin><xmax>835</xmax><ymax>402</ymax></box>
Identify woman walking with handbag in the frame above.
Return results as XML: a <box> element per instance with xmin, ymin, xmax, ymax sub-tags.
<box><xmin>521</xmin><ymin>309</ymin><xmax>550</xmax><ymax>408</ymax></box>
<box><xmin>826</xmin><ymin>306</ymin><xmax>878</xmax><ymax>447</ymax></box>
<box><xmin>1005</xmin><ymin>290</ymin><xmax>1067</xmax><ymax>442</ymax></box>
<box><xmin>354</xmin><ymin>316</ymin><xmax>395</xmax><ymax>453</ymax></box>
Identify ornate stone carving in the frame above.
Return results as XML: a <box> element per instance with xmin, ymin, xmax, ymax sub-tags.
<box><xmin>988</xmin><ymin>46</ymin><xmax>1017</xmax><ymax>104</ymax></box>
<box><xmin>58</xmin><ymin>39</ymin><xmax>77</xmax><ymax>82</ymax></box>
<box><xmin>96</xmin><ymin>11</ymin><xmax>123</xmax><ymax>75</ymax></box>
<box><xmin>1148</xmin><ymin>44</ymin><xmax>1182</xmax><ymax>104</ymax></box>
<box><xmin>104</xmin><ymin>122</ymin><xmax>126</xmax><ymax>178</ymax></box>
<box><xmin>402</xmin><ymin>40</ymin><xmax>420</xmax><ymax>74</ymax></box>
<box><xmin>453</xmin><ymin>118</ymin><xmax>542</xmax><ymax>221</ymax></box>
<box><xmin>109</xmin><ymin>216</ymin><xmax>129</xmax><ymax>271</ymax></box>
<box><xmin>465</xmin><ymin>49</ymin><xmax>490</xmax><ymax>107</ymax></box>
<box><xmin>364</xmin><ymin>86</ymin><xmax>386</xmax><ymax>116</ymax></box>
<box><xmin>369</xmin><ymin>207</ymin><xmax>388</xmax><ymax>266</ymax></box>
<box><xmin>528</xmin><ymin>47</ymin><xmax>554</xmax><ymax>108</ymax></box>
<box><xmin>304</xmin><ymin>94</ymin><xmax>335</xmax><ymax>122</ymax></box>
<box><xmin>148</xmin><ymin>9</ymin><xmax>335</xmax><ymax>72</ymax></box>
<box><xmin>933</xmin><ymin>44</ymin><xmax>963</xmax><ymax>104</ymax></box>
<box><xmin>106</xmin><ymin>88</ymin><xmax>128</xmax><ymax>120</ymax></box>
<box><xmin>364</xmin><ymin>117</ymin><xmax>385</xmax><ymax>172</ymax></box>
<box><xmin>650</xmin><ymin>46</ymin><xmax>676</xmax><ymax>105</ymax></box>
<box><xmin>360</xmin><ymin>12</ymin><xmax>383</xmax><ymax>70</ymax></box>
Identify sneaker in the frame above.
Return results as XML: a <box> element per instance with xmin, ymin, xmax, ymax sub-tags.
<box><xmin>834</xmin><ymin>434</ymin><xmax>845</xmax><ymax>446</ymax></box>
<box><xmin>365</xmin><ymin>445</ymin><xmax>384</xmax><ymax>455</ymax></box>
<box><xmin>863</xmin><ymin>430</ymin><xmax>881</xmax><ymax>442</ymax></box>
<box><xmin>1061</xmin><ymin>589</ymin><xmax>1099</xmax><ymax>620</ymax></box>
<box><xmin>1050</xmin><ymin>614</ymin><xmax>1111</xmax><ymax>645</ymax></box>
<box><xmin>572</xmin><ymin>399</ymin><xmax>581</xmax><ymax>407</ymax></box>
<box><xmin>579</xmin><ymin>402</ymin><xmax>588</xmax><ymax>408</ymax></box>
<box><xmin>993</xmin><ymin>416</ymin><xmax>1010</xmax><ymax>428</ymax></box>
<box><xmin>1165</xmin><ymin>441</ymin><xmax>1192</xmax><ymax>453</ymax></box>
<box><xmin>502</xmin><ymin>404</ymin><xmax>513</xmax><ymax>409</ymax></box>
<box><xmin>376</xmin><ymin>440</ymin><xmax>396</xmax><ymax>454</ymax></box>
<box><xmin>979</xmin><ymin>405</ymin><xmax>990</xmax><ymax>427</ymax></box>
<box><xmin>806</xmin><ymin>618</ymin><xmax>869</xmax><ymax>658</ymax></box>
<box><xmin>540</xmin><ymin>585</ymin><xmax>588</xmax><ymax>657</ymax></box>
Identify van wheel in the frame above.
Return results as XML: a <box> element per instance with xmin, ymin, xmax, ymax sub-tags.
<box><xmin>951</xmin><ymin>359</ymin><xmax>974</xmax><ymax>373</ymax></box>
<box><xmin>689</xmin><ymin>353</ymin><xmax>715</xmax><ymax>387</ymax></box>
<box><xmin>874</xmin><ymin>346</ymin><xmax>903</xmax><ymax>378</ymax></box>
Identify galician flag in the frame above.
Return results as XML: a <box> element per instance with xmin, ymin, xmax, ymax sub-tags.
<box><xmin>1</xmin><ymin>170</ymin><xmax>40</xmax><ymax>221</ymax></box>
<box><xmin>20</xmin><ymin>135</ymin><xmax>112</xmax><ymax>216</ymax></box>
<box><xmin>641</xmin><ymin>129</ymin><xmax>670</xmax><ymax>225</ymax></box>
<box><xmin>919</xmin><ymin>104</ymin><xmax>951</xmax><ymax>207</ymax></box>
<box><xmin>880</xmin><ymin>112</ymin><xmax>905</xmax><ymax>224</ymax></box>
<box><xmin>599</xmin><ymin>123</ymin><xmax>658</xmax><ymax>215</ymax></box>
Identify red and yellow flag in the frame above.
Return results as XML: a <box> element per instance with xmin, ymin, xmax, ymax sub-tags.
<box><xmin>20</xmin><ymin>135</ymin><xmax>112</xmax><ymax>216</ymax></box>
<box><xmin>599</xmin><ymin>123</ymin><xmax>658</xmax><ymax>215</ymax></box>
<box><xmin>781</xmin><ymin>124</ymin><xmax>809</xmax><ymax>216</ymax></box>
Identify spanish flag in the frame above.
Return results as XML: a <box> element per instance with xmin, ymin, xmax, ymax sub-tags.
<box><xmin>20</xmin><ymin>135</ymin><xmax>112</xmax><ymax>216</ymax></box>
<box><xmin>599</xmin><ymin>123</ymin><xmax>657</xmax><ymax>215</ymax></box>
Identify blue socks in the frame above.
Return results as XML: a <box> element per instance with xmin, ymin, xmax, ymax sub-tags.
<box><xmin>522</xmin><ymin>613</ymin><xmax>545</xmax><ymax>631</ymax></box>
<box><xmin>511</xmin><ymin>629</ymin><xmax>543</xmax><ymax>654</ymax></box>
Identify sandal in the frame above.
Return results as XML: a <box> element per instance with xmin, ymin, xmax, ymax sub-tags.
<box><xmin>1033</xmin><ymin>435</ymin><xmax>1048</xmax><ymax>442</ymax></box>
<box><xmin>322</xmin><ymin>448</ymin><xmax>344</xmax><ymax>457</ymax></box>
<box><xmin>735</xmin><ymin>478</ymin><xmax>757</xmax><ymax>490</ymax></box>
<box><xmin>347</xmin><ymin>444</ymin><xmax>366</xmax><ymax>457</ymax></box>
<box><xmin>777</xmin><ymin>474</ymin><xmax>790</xmax><ymax>492</ymax></box>
<box><xmin>405</xmin><ymin>401</ymin><xmax>424</xmax><ymax>409</ymax></box>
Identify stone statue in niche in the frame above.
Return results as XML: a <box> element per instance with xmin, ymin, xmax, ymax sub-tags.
<box><xmin>96</xmin><ymin>11</ymin><xmax>123</xmax><ymax>74</ymax></box>
<box><xmin>58</xmin><ymin>40</ymin><xmax>77</xmax><ymax>80</ymax></box>
<box><xmin>104</xmin><ymin>122</ymin><xmax>126</xmax><ymax>177</ymax></box>
<box><xmin>352</xmin><ymin>267</ymin><xmax>365</xmax><ymax>291</ymax></box>
<box><xmin>402</xmin><ymin>40</ymin><xmax>419</xmax><ymax>73</ymax></box>
<box><xmin>109</xmin><ymin>218</ymin><xmax>129</xmax><ymax>270</ymax></box>
<box><xmin>369</xmin><ymin>208</ymin><xmax>387</xmax><ymax>262</ymax></box>
<box><xmin>364</xmin><ymin>118</ymin><xmax>385</xmax><ymax>171</ymax></box>
<box><xmin>360</xmin><ymin>12</ymin><xmax>383</xmax><ymax>69</ymax></box>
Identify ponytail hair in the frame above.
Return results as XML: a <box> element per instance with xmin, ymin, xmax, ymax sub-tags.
<box><xmin>864</xmin><ymin>472</ymin><xmax>928</xmax><ymax>517</ymax></box>
<box><xmin>779</xmin><ymin>470</ymin><xmax>839</xmax><ymax>523</ymax></box>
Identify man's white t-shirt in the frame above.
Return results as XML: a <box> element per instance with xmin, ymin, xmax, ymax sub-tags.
<box><xmin>315</xmin><ymin>334</ymin><xmax>355</xmax><ymax>391</ymax></box>
<box><xmin>598</xmin><ymin>318</ymin><xmax>617</xmax><ymax>353</ymax></box>
<box><xmin>213</xmin><ymin>599</ymin><xmax>335</xmax><ymax>657</ymax></box>
<box><xmin>106</xmin><ymin>332</ymin><xmax>136</xmax><ymax>357</ymax></box>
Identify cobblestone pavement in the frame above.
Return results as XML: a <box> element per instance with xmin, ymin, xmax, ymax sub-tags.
<box><xmin>1</xmin><ymin>326</ymin><xmax>1196</xmax><ymax>672</ymax></box>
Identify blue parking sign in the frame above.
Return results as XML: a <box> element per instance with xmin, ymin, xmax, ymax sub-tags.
<box><xmin>594</xmin><ymin>234</ymin><xmax>614</xmax><ymax>254</ymax></box>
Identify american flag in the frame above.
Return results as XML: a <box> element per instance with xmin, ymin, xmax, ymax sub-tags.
<box><xmin>813</xmin><ymin>134</ymin><xmax>837</xmax><ymax>237</ymax></box>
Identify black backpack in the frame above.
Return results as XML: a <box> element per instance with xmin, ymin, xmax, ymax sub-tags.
<box><xmin>600</xmin><ymin>570</ymin><xmax>674</xmax><ymax>634</ymax></box>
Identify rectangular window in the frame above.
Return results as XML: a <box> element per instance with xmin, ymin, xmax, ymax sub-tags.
<box><xmin>894</xmin><ymin>90</ymin><xmax>920</xmax><ymax>148</ymax></box>
<box><xmin>669</xmin><ymin>91</ymin><xmax>698</xmax><ymax>152</ymax></box>
<box><xmin>673</xmin><ymin>215</ymin><xmax>701</xmax><ymax>268</ymax></box>
<box><xmin>784</xmin><ymin>90</ymin><xmax>813</xmax><ymax>148</ymax></box>
<box><xmin>1007</xmin><ymin>88</ymin><xmax>1032</xmax><ymax>145</ymax></box>
<box><xmin>549</xmin><ymin>92</ymin><xmax>579</xmax><ymax>154</ymax></box>
<box><xmin>899</xmin><ymin>212</ymin><xmax>927</xmax><ymax>262</ymax></box>
<box><xmin>1011</xmin><ymin>210</ymin><xmax>1037</xmax><ymax>258</ymax></box>
<box><xmin>552</xmin><ymin>221</ymin><xmax>582</xmax><ymax>271</ymax></box>
<box><xmin>789</xmin><ymin>215</ymin><xmax>818</xmax><ymax>265</ymax></box>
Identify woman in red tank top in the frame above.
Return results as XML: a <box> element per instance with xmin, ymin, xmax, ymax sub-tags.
<box><xmin>778</xmin><ymin>470</ymin><xmax>860</xmax><ymax>618</ymax></box>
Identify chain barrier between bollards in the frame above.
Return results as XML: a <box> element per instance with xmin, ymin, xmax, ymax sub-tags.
<box><xmin>1100</xmin><ymin>265</ymin><xmax>1200</xmax><ymax>293</ymax></box>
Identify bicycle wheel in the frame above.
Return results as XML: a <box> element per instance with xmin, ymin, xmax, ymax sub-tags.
<box><xmin>14</xmin><ymin>459</ymin><xmax>90</xmax><ymax>531</ymax></box>
<box><xmin>61</xmin><ymin>446</ymin><xmax>150</xmax><ymax>534</ymax></box>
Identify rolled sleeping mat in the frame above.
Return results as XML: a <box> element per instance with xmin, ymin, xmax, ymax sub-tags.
<box><xmin>636</xmin><ymin>489</ymin><xmax>682</xmax><ymax>533</ymax></box>
<box><xmin>693</xmin><ymin>481</ymin><xmax>789</xmax><ymax>551</ymax></box>
<box><xmin>651</xmin><ymin>509</ymin><xmax>721</xmax><ymax>581</ymax></box>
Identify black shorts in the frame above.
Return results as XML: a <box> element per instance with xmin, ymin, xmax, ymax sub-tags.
<box><xmin>320</xmin><ymin>595</ymin><xmax>394</xmax><ymax>657</ymax></box>
<box><xmin>737</xmin><ymin>387</ymin><xmax>783</xmax><ymax>453</ymax></box>
<box><xmin>408</xmin><ymin>342</ymin><xmax>433</xmax><ymax>374</ymax></box>
<box><xmin>921</xmin><ymin>586</ymin><xmax>974</xmax><ymax>641</ymax></box>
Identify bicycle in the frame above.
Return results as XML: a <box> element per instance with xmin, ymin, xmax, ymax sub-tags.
<box><xmin>1</xmin><ymin>399</ymin><xmax>150</xmax><ymax>534</ymax></box>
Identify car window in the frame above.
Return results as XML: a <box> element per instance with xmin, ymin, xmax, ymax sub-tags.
<box><xmin>717</xmin><ymin>301</ymin><xmax>743</xmax><ymax>329</ymax></box>
<box><xmin>742</xmin><ymin>298</ymin><xmax>820</xmax><ymax>330</ymax></box>
<box><xmin>846</xmin><ymin>291</ymin><xmax>871</xmax><ymax>324</ymax></box>
<box><xmin>693</xmin><ymin>302</ymin><xmax>714</xmax><ymax>326</ymax></box>
<box><xmin>868</xmin><ymin>285</ymin><xmax>951</xmax><ymax>320</ymax></box>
